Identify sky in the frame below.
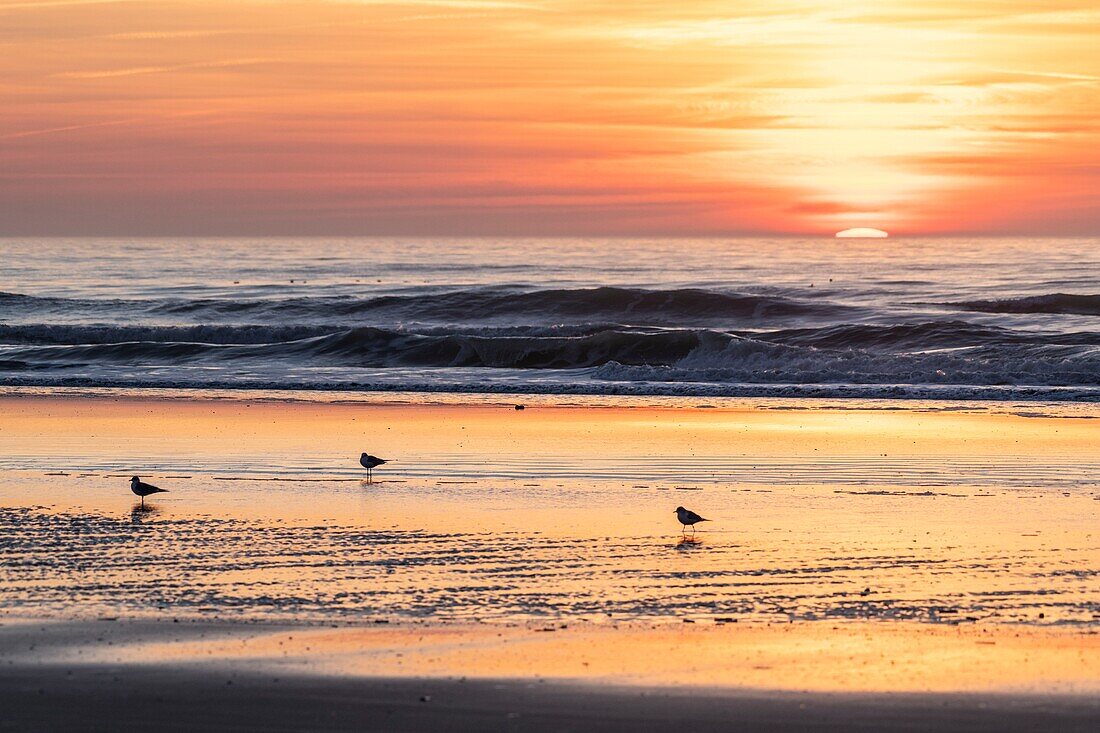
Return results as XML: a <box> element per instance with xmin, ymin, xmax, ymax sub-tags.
<box><xmin>1</xmin><ymin>0</ymin><xmax>1098</xmax><ymax>236</ymax></box>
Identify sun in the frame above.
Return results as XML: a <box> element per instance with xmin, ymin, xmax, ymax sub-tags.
<box><xmin>835</xmin><ymin>228</ymin><xmax>889</xmax><ymax>238</ymax></box>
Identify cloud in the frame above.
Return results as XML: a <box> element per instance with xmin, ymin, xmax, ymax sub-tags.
<box><xmin>53</xmin><ymin>57</ymin><xmax>275</xmax><ymax>80</ymax></box>
<box><xmin>333</xmin><ymin>0</ymin><xmax>542</xmax><ymax>8</ymax></box>
<box><xmin>0</xmin><ymin>0</ymin><xmax>143</xmax><ymax>8</ymax></box>
<box><xmin>0</xmin><ymin>117</ymin><xmax>141</xmax><ymax>140</ymax></box>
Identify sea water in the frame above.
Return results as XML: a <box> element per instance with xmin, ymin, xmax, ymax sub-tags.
<box><xmin>1</xmin><ymin>236</ymin><xmax>1097</xmax><ymax>400</ymax></box>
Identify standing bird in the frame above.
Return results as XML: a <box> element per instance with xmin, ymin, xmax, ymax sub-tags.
<box><xmin>675</xmin><ymin>506</ymin><xmax>709</xmax><ymax>534</ymax></box>
<box><xmin>360</xmin><ymin>453</ymin><xmax>387</xmax><ymax>482</ymax></box>
<box><xmin>130</xmin><ymin>476</ymin><xmax>167</xmax><ymax>507</ymax></box>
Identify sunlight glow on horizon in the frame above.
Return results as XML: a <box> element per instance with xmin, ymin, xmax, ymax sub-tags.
<box><xmin>835</xmin><ymin>228</ymin><xmax>889</xmax><ymax>239</ymax></box>
<box><xmin>1</xmin><ymin>1</ymin><xmax>1097</xmax><ymax>236</ymax></box>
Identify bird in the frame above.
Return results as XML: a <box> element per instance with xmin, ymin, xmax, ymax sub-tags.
<box><xmin>130</xmin><ymin>476</ymin><xmax>167</xmax><ymax>507</ymax></box>
<box><xmin>675</xmin><ymin>506</ymin><xmax>708</xmax><ymax>534</ymax></box>
<box><xmin>360</xmin><ymin>453</ymin><xmax>387</xmax><ymax>482</ymax></box>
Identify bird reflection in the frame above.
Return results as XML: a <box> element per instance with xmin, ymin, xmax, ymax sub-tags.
<box><xmin>130</xmin><ymin>503</ymin><xmax>161</xmax><ymax>524</ymax></box>
<box><xmin>676</xmin><ymin>535</ymin><xmax>704</xmax><ymax>549</ymax></box>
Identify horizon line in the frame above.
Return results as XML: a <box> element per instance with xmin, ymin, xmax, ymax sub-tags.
<box><xmin>0</xmin><ymin>232</ymin><xmax>1094</xmax><ymax>240</ymax></box>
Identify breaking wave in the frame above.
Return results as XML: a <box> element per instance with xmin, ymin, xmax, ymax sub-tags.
<box><xmin>0</xmin><ymin>287</ymin><xmax>846</xmax><ymax>326</ymax></box>
<box><xmin>593</xmin><ymin>339</ymin><xmax>1100</xmax><ymax>388</ymax></box>
<box><xmin>2</xmin><ymin>283</ymin><xmax>1099</xmax><ymax>399</ymax></box>
<box><xmin>950</xmin><ymin>293</ymin><xmax>1100</xmax><ymax>316</ymax></box>
<box><xmin>1</xmin><ymin>322</ymin><xmax>1097</xmax><ymax>392</ymax></box>
<box><xmin>0</xmin><ymin>327</ymin><xmax>717</xmax><ymax>369</ymax></box>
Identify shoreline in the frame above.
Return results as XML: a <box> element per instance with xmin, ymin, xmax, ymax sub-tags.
<box><xmin>3</xmin><ymin>384</ymin><xmax>1100</xmax><ymax>413</ymax></box>
<box><xmin>2</xmin><ymin>379</ymin><xmax>1098</xmax><ymax>403</ymax></box>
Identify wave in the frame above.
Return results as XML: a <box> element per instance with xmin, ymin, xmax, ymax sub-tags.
<box><xmin>5</xmin><ymin>320</ymin><xmax>1096</xmax><ymax>350</ymax></box>
<box><xmin>755</xmin><ymin>321</ymin><xmax>1100</xmax><ymax>350</ymax></box>
<box><xmin>594</xmin><ymin>338</ymin><xmax>1100</xmax><ymax>387</ymax></box>
<box><xmin>4</xmin><ymin>280</ymin><xmax>1100</xmax><ymax>396</ymax></box>
<box><xmin>156</xmin><ymin>286</ymin><xmax>847</xmax><ymax>324</ymax></box>
<box><xmin>2</xmin><ymin>323</ymin><xmax>1098</xmax><ymax>387</ymax></box>
<box><xmin>0</xmin><ymin>286</ymin><xmax>845</xmax><ymax>326</ymax></box>
<box><xmin>0</xmin><ymin>324</ymin><xmax>335</xmax><ymax>346</ymax></box>
<box><xmin>950</xmin><ymin>293</ymin><xmax>1100</xmax><ymax>316</ymax></box>
<box><xmin>0</xmin><ymin>327</ymin><xmax>716</xmax><ymax>369</ymax></box>
<box><xmin>0</xmin><ymin>322</ymin><xmax>646</xmax><ymax>350</ymax></box>
<box><xmin>10</xmin><ymin>288</ymin><xmax>1099</xmax><ymax>326</ymax></box>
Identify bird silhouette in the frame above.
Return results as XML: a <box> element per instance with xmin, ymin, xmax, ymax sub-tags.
<box><xmin>360</xmin><ymin>453</ymin><xmax>387</xmax><ymax>482</ymax></box>
<box><xmin>675</xmin><ymin>506</ymin><xmax>708</xmax><ymax>534</ymax></box>
<box><xmin>130</xmin><ymin>476</ymin><xmax>167</xmax><ymax>507</ymax></box>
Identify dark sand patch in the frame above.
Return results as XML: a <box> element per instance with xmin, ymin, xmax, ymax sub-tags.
<box><xmin>2</xmin><ymin>663</ymin><xmax>1098</xmax><ymax>732</ymax></box>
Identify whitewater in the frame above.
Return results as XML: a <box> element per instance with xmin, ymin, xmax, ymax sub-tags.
<box><xmin>0</xmin><ymin>237</ymin><xmax>1097</xmax><ymax>401</ymax></box>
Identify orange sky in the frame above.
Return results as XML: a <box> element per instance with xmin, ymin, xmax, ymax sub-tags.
<box><xmin>1</xmin><ymin>1</ymin><xmax>1098</xmax><ymax>235</ymax></box>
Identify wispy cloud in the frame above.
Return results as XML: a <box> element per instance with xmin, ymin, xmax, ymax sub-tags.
<box><xmin>0</xmin><ymin>0</ymin><xmax>143</xmax><ymax>9</ymax></box>
<box><xmin>53</xmin><ymin>57</ymin><xmax>275</xmax><ymax>80</ymax></box>
<box><xmin>102</xmin><ymin>28</ymin><xmax>248</xmax><ymax>41</ymax></box>
<box><xmin>333</xmin><ymin>0</ymin><xmax>543</xmax><ymax>8</ymax></box>
<box><xmin>0</xmin><ymin>118</ymin><xmax>141</xmax><ymax>140</ymax></box>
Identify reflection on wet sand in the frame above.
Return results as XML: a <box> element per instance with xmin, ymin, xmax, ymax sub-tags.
<box><xmin>0</xmin><ymin>395</ymin><xmax>1096</xmax><ymax>628</ymax></box>
<box><xmin>2</xmin><ymin>499</ymin><xmax>1094</xmax><ymax>624</ymax></box>
<box><xmin>42</xmin><ymin>620</ymin><xmax>1098</xmax><ymax>695</ymax></box>
<box><xmin>675</xmin><ymin>535</ymin><xmax>704</xmax><ymax>550</ymax></box>
<box><xmin>130</xmin><ymin>504</ymin><xmax>162</xmax><ymax>524</ymax></box>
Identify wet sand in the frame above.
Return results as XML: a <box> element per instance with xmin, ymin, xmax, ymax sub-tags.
<box><xmin>2</xmin><ymin>618</ymin><xmax>1098</xmax><ymax>732</ymax></box>
<box><xmin>5</xmin><ymin>618</ymin><xmax>1099</xmax><ymax>694</ymax></box>
<box><xmin>5</xmin><ymin>665</ymin><xmax>1098</xmax><ymax>732</ymax></box>
<box><xmin>0</xmin><ymin>391</ymin><xmax>1097</xmax><ymax>729</ymax></box>
<box><xmin>2</xmin><ymin>393</ymin><xmax>1097</xmax><ymax>624</ymax></box>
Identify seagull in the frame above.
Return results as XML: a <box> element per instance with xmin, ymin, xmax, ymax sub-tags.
<box><xmin>360</xmin><ymin>453</ymin><xmax>387</xmax><ymax>482</ymax></box>
<box><xmin>675</xmin><ymin>506</ymin><xmax>708</xmax><ymax>534</ymax></box>
<box><xmin>130</xmin><ymin>476</ymin><xmax>167</xmax><ymax>507</ymax></box>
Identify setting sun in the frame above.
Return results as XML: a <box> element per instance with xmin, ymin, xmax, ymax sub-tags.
<box><xmin>835</xmin><ymin>228</ymin><xmax>889</xmax><ymax>238</ymax></box>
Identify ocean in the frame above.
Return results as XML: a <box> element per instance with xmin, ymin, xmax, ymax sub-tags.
<box><xmin>1</xmin><ymin>236</ymin><xmax>1097</xmax><ymax>401</ymax></box>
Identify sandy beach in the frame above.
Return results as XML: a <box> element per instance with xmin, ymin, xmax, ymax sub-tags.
<box><xmin>1</xmin><ymin>391</ymin><xmax>1098</xmax><ymax>729</ymax></box>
